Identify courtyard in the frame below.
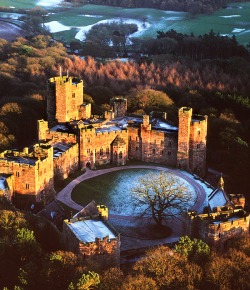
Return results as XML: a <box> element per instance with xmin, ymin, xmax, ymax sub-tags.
<box><xmin>56</xmin><ymin>165</ymin><xmax>213</xmax><ymax>252</ymax></box>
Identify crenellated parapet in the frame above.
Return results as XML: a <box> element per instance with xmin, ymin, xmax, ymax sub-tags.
<box><xmin>184</xmin><ymin>208</ymin><xmax>250</xmax><ymax>251</ymax></box>
<box><xmin>230</xmin><ymin>194</ymin><xmax>245</xmax><ymax>209</ymax></box>
<box><xmin>0</xmin><ymin>144</ymin><xmax>54</xmax><ymax>206</ymax></box>
<box><xmin>63</xmin><ymin>215</ymin><xmax>120</xmax><ymax>268</ymax></box>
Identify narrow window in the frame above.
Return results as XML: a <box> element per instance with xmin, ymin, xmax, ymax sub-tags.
<box><xmin>169</xmin><ymin>141</ymin><xmax>172</xmax><ymax>147</ymax></box>
<box><xmin>154</xmin><ymin>139</ymin><xmax>156</xmax><ymax>144</ymax></box>
<box><xmin>72</xmin><ymin>93</ymin><xmax>75</xmax><ymax>98</ymax></box>
<box><xmin>26</xmin><ymin>184</ymin><xmax>29</xmax><ymax>189</ymax></box>
<box><xmin>106</xmin><ymin>148</ymin><xmax>109</xmax><ymax>155</ymax></box>
<box><xmin>161</xmin><ymin>140</ymin><xmax>164</xmax><ymax>146</ymax></box>
<box><xmin>129</xmin><ymin>136</ymin><xmax>131</xmax><ymax>141</ymax></box>
<box><xmin>197</xmin><ymin>130</ymin><xmax>201</xmax><ymax>135</ymax></box>
<box><xmin>136</xmin><ymin>146</ymin><xmax>138</xmax><ymax>151</ymax></box>
<box><xmin>100</xmin><ymin>148</ymin><xmax>103</xmax><ymax>156</ymax></box>
<box><xmin>119</xmin><ymin>152</ymin><xmax>123</xmax><ymax>159</ymax></box>
<box><xmin>152</xmin><ymin>149</ymin><xmax>156</xmax><ymax>154</ymax></box>
<box><xmin>16</xmin><ymin>172</ymin><xmax>19</xmax><ymax>177</ymax></box>
<box><xmin>161</xmin><ymin>150</ymin><xmax>164</xmax><ymax>155</ymax></box>
<box><xmin>197</xmin><ymin>144</ymin><xmax>200</xmax><ymax>149</ymax></box>
<box><xmin>87</xmin><ymin>138</ymin><xmax>90</xmax><ymax>143</ymax></box>
<box><xmin>87</xmin><ymin>149</ymin><xmax>90</xmax><ymax>154</ymax></box>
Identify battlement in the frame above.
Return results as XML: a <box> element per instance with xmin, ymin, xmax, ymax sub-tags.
<box><xmin>191</xmin><ymin>114</ymin><xmax>208</xmax><ymax>125</ymax></box>
<box><xmin>179</xmin><ymin>107</ymin><xmax>192</xmax><ymax>116</ymax></box>
<box><xmin>110</xmin><ymin>97</ymin><xmax>127</xmax><ymax>104</ymax></box>
<box><xmin>97</xmin><ymin>205</ymin><xmax>108</xmax><ymax>220</ymax></box>
<box><xmin>48</xmin><ymin>76</ymin><xmax>83</xmax><ymax>87</ymax></box>
<box><xmin>187</xmin><ymin>208</ymin><xmax>248</xmax><ymax>223</ymax></box>
<box><xmin>184</xmin><ymin>207</ymin><xmax>249</xmax><ymax>250</ymax></box>
<box><xmin>230</xmin><ymin>193</ymin><xmax>245</xmax><ymax>208</ymax></box>
<box><xmin>0</xmin><ymin>144</ymin><xmax>53</xmax><ymax>167</ymax></box>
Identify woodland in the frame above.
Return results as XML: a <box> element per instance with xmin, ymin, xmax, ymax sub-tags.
<box><xmin>0</xmin><ymin>33</ymin><xmax>249</xmax><ymax>198</ymax></box>
<box><xmin>69</xmin><ymin>0</ymin><xmax>249</xmax><ymax>14</ymax></box>
<box><xmin>0</xmin><ymin>4</ymin><xmax>249</xmax><ymax>288</ymax></box>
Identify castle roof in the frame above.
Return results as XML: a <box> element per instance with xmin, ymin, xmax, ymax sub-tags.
<box><xmin>37</xmin><ymin>199</ymin><xmax>66</xmax><ymax>225</ymax></box>
<box><xmin>208</xmin><ymin>176</ymin><xmax>232</xmax><ymax>211</ymax></box>
<box><xmin>0</xmin><ymin>154</ymin><xmax>38</xmax><ymax>166</ymax></box>
<box><xmin>68</xmin><ymin>219</ymin><xmax>116</xmax><ymax>243</ymax></box>
<box><xmin>52</xmin><ymin>142</ymin><xmax>76</xmax><ymax>159</ymax></box>
<box><xmin>0</xmin><ymin>176</ymin><xmax>7</xmax><ymax>190</ymax></box>
<box><xmin>112</xmin><ymin>135</ymin><xmax>126</xmax><ymax>146</ymax></box>
<box><xmin>73</xmin><ymin>201</ymin><xmax>98</xmax><ymax>219</ymax></box>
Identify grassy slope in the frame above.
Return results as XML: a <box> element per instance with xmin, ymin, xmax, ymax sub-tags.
<box><xmin>47</xmin><ymin>3</ymin><xmax>250</xmax><ymax>45</ymax></box>
<box><xmin>1</xmin><ymin>2</ymin><xmax>249</xmax><ymax>45</ymax></box>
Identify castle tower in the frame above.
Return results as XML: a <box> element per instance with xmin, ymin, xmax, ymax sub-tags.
<box><xmin>110</xmin><ymin>98</ymin><xmax>127</xmax><ymax>118</ymax></box>
<box><xmin>189</xmin><ymin>114</ymin><xmax>208</xmax><ymax>176</ymax></box>
<box><xmin>79</xmin><ymin>103</ymin><xmax>91</xmax><ymax>120</ymax></box>
<box><xmin>47</xmin><ymin>76</ymin><xmax>83</xmax><ymax>126</ymax></box>
<box><xmin>177</xmin><ymin>107</ymin><xmax>192</xmax><ymax>170</ymax></box>
<box><xmin>141</xmin><ymin>115</ymin><xmax>151</xmax><ymax>162</ymax></box>
<box><xmin>37</xmin><ymin>119</ymin><xmax>49</xmax><ymax>141</ymax></box>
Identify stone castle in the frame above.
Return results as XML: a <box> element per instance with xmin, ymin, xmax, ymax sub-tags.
<box><xmin>183</xmin><ymin>176</ymin><xmax>249</xmax><ymax>251</ymax></box>
<box><xmin>0</xmin><ymin>75</ymin><xmax>248</xmax><ymax>257</ymax></box>
<box><xmin>0</xmin><ymin>75</ymin><xmax>208</xmax><ymax>206</ymax></box>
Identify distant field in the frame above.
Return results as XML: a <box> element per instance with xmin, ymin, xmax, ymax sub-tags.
<box><xmin>0</xmin><ymin>0</ymin><xmax>61</xmax><ymax>9</ymax></box>
<box><xmin>0</xmin><ymin>1</ymin><xmax>249</xmax><ymax>45</ymax></box>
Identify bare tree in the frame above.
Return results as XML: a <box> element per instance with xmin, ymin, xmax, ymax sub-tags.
<box><xmin>131</xmin><ymin>172</ymin><xmax>192</xmax><ymax>226</ymax></box>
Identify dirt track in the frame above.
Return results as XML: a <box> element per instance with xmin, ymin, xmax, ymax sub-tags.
<box><xmin>0</xmin><ymin>21</ymin><xmax>26</xmax><ymax>41</ymax></box>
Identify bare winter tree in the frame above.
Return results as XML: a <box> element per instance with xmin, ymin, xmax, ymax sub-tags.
<box><xmin>131</xmin><ymin>172</ymin><xmax>192</xmax><ymax>226</ymax></box>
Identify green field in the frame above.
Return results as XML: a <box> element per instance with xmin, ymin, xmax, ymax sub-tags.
<box><xmin>0</xmin><ymin>1</ymin><xmax>249</xmax><ymax>45</ymax></box>
<box><xmin>0</xmin><ymin>0</ymin><xmax>40</xmax><ymax>9</ymax></box>
<box><xmin>43</xmin><ymin>2</ymin><xmax>250</xmax><ymax>46</ymax></box>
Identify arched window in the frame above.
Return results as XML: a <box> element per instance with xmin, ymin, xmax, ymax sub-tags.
<box><xmin>119</xmin><ymin>152</ymin><xmax>123</xmax><ymax>159</ymax></box>
<box><xmin>114</xmin><ymin>152</ymin><xmax>117</xmax><ymax>159</ymax></box>
<box><xmin>100</xmin><ymin>148</ymin><xmax>103</xmax><ymax>155</ymax></box>
<box><xmin>106</xmin><ymin>147</ymin><xmax>109</xmax><ymax>155</ymax></box>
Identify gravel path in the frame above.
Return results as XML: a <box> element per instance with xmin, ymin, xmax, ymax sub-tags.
<box><xmin>56</xmin><ymin>165</ymin><xmax>206</xmax><ymax>213</ymax></box>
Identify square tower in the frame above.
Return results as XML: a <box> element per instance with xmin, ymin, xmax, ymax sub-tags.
<box><xmin>47</xmin><ymin>76</ymin><xmax>83</xmax><ymax>125</ymax></box>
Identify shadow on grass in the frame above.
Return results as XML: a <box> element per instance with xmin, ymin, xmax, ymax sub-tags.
<box><xmin>110</xmin><ymin>216</ymin><xmax>172</xmax><ymax>240</ymax></box>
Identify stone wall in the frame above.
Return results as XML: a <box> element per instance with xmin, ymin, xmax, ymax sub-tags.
<box><xmin>110</xmin><ymin>98</ymin><xmax>127</xmax><ymax>118</ymax></box>
<box><xmin>79</xmin><ymin>128</ymin><xmax>128</xmax><ymax>169</ymax></box>
<box><xmin>177</xmin><ymin>107</ymin><xmax>192</xmax><ymax>170</ymax></box>
<box><xmin>37</xmin><ymin>120</ymin><xmax>77</xmax><ymax>144</ymax></box>
<box><xmin>184</xmin><ymin>209</ymin><xmax>250</xmax><ymax>251</ymax></box>
<box><xmin>189</xmin><ymin>116</ymin><xmax>207</xmax><ymax>176</ymax></box>
<box><xmin>47</xmin><ymin>76</ymin><xmax>83</xmax><ymax>125</ymax></box>
<box><xmin>79</xmin><ymin>103</ymin><xmax>91</xmax><ymax>119</ymax></box>
<box><xmin>63</xmin><ymin>217</ymin><xmax>120</xmax><ymax>268</ymax></box>
<box><xmin>0</xmin><ymin>145</ymin><xmax>54</xmax><ymax>207</ymax></box>
<box><xmin>54</xmin><ymin>143</ymin><xmax>79</xmax><ymax>180</ymax></box>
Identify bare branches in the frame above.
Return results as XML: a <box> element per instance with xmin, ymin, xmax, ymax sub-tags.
<box><xmin>131</xmin><ymin>172</ymin><xmax>192</xmax><ymax>225</ymax></box>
